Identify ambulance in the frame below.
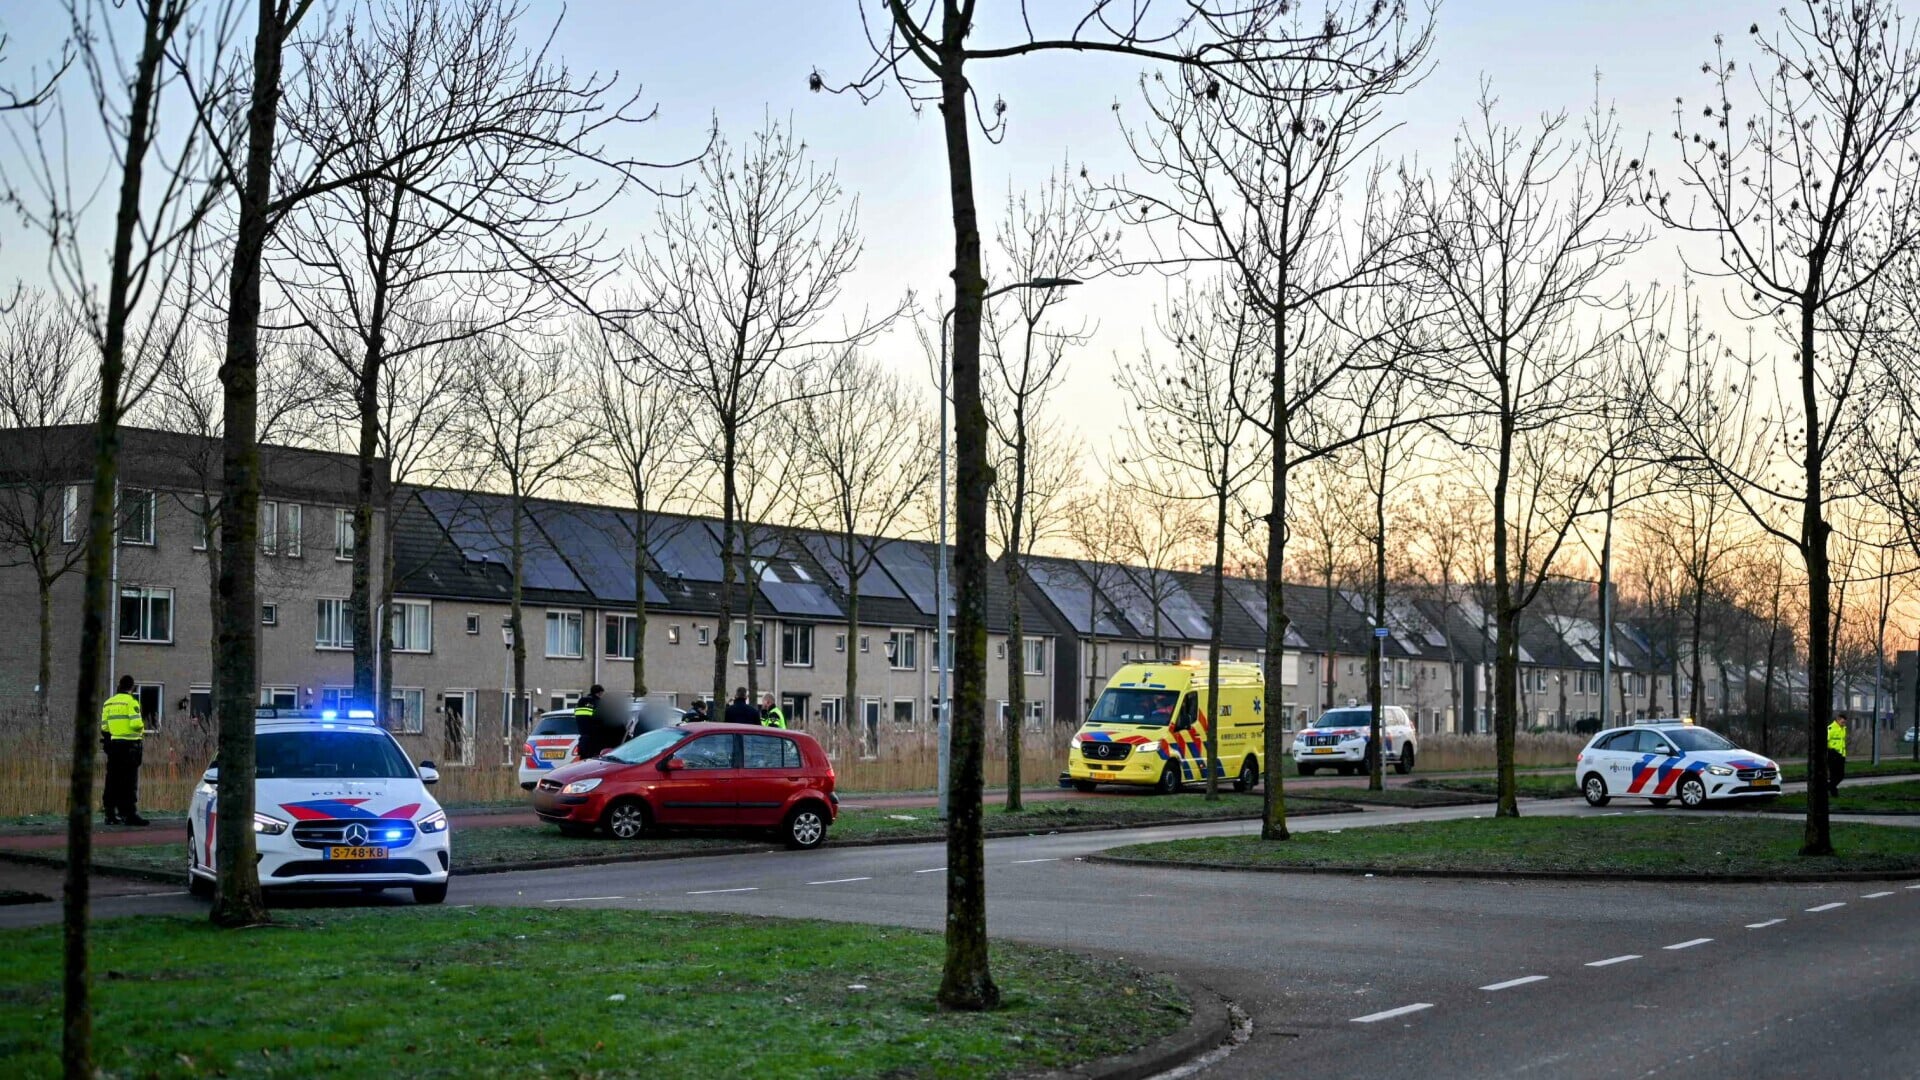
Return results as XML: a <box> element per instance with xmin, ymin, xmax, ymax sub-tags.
<box><xmin>1062</xmin><ymin>661</ymin><xmax>1266</xmax><ymax>794</ymax></box>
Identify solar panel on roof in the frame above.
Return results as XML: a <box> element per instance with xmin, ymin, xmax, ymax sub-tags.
<box><xmin>761</xmin><ymin>579</ymin><xmax>843</xmax><ymax>618</ymax></box>
<box><xmin>874</xmin><ymin>540</ymin><xmax>940</xmax><ymax>616</ymax></box>
<box><xmin>1224</xmin><ymin>578</ymin><xmax>1268</xmax><ymax>631</ymax></box>
<box><xmin>1088</xmin><ymin>562</ymin><xmax>1211</xmax><ymax>641</ymax></box>
<box><xmin>533</xmin><ymin>505</ymin><xmax>669</xmax><ymax>606</ymax></box>
<box><xmin>424</xmin><ymin>491</ymin><xmax>584</xmax><ymax>593</ymax></box>
<box><xmin>649</xmin><ymin>517</ymin><xmax>725</xmax><ymax>582</ymax></box>
<box><xmin>1029</xmin><ymin>559</ymin><xmax>1129</xmax><ymax>636</ymax></box>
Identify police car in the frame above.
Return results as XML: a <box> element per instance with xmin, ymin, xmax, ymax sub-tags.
<box><xmin>1575</xmin><ymin>720</ymin><xmax>1781</xmax><ymax>809</ymax></box>
<box><xmin>517</xmin><ymin>702</ymin><xmax>685</xmax><ymax>789</ymax></box>
<box><xmin>187</xmin><ymin>708</ymin><xmax>451</xmax><ymax>904</ymax></box>
<box><xmin>1290</xmin><ymin>706</ymin><xmax>1418</xmax><ymax>776</ymax></box>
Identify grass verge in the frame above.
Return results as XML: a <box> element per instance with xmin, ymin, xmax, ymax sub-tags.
<box><xmin>0</xmin><ymin>908</ymin><xmax>1186</xmax><ymax>1078</ymax></box>
<box><xmin>1289</xmin><ymin>785</ymin><xmax>1494</xmax><ymax>808</ymax></box>
<box><xmin>1767</xmin><ymin>779</ymin><xmax>1920</xmax><ymax>815</ymax></box>
<box><xmin>1406</xmin><ymin>774</ymin><xmax>1579</xmax><ymax>800</ymax></box>
<box><xmin>1779</xmin><ymin>759</ymin><xmax>1920</xmax><ymax>784</ymax></box>
<box><xmin>1098</xmin><ymin>815</ymin><xmax>1920</xmax><ymax>878</ymax></box>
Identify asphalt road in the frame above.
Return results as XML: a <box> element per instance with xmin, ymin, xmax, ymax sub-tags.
<box><xmin>6</xmin><ymin>799</ymin><xmax>1917</xmax><ymax>1078</ymax></box>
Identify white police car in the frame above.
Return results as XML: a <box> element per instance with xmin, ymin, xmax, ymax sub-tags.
<box><xmin>1576</xmin><ymin>720</ymin><xmax>1781</xmax><ymax>809</ymax></box>
<box><xmin>1290</xmin><ymin>706</ymin><xmax>1418</xmax><ymax>776</ymax></box>
<box><xmin>187</xmin><ymin>708</ymin><xmax>451</xmax><ymax>903</ymax></box>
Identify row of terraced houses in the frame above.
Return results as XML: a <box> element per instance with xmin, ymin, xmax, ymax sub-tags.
<box><xmin>0</xmin><ymin>426</ymin><xmax>1853</xmax><ymax>767</ymax></box>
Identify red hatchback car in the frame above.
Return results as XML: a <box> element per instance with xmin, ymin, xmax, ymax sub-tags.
<box><xmin>531</xmin><ymin>723</ymin><xmax>838</xmax><ymax>849</ymax></box>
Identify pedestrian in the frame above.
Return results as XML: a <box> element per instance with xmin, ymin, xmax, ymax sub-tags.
<box><xmin>724</xmin><ymin>686</ymin><xmax>761</xmax><ymax>726</ymax></box>
<box><xmin>683</xmin><ymin>699</ymin><xmax>709</xmax><ymax>724</ymax></box>
<box><xmin>1827</xmin><ymin>712</ymin><xmax>1848</xmax><ymax>796</ymax></box>
<box><xmin>573</xmin><ymin>685</ymin><xmax>618</xmax><ymax>760</ymax></box>
<box><xmin>99</xmin><ymin>675</ymin><xmax>148</xmax><ymax>826</ymax></box>
<box><xmin>759</xmin><ymin>693</ymin><xmax>787</xmax><ymax>729</ymax></box>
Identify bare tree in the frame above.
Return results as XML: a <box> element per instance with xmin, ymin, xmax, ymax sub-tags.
<box><xmin>1411</xmin><ymin>86</ymin><xmax>1642</xmax><ymax>817</ymax></box>
<box><xmin>631</xmin><ymin>116</ymin><xmax>883</xmax><ymax>712</ymax></box>
<box><xmin>795</xmin><ymin>348</ymin><xmax>934</xmax><ymax>754</ymax></box>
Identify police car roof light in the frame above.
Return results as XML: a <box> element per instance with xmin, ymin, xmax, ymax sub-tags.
<box><xmin>346</xmin><ymin>709</ymin><xmax>377</xmax><ymax>720</ymax></box>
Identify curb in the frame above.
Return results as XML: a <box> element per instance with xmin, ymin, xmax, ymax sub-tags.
<box><xmin>1083</xmin><ymin>852</ymin><xmax>1920</xmax><ymax>884</ymax></box>
<box><xmin>1022</xmin><ymin>973</ymin><xmax>1235</xmax><ymax>1080</ymax></box>
<box><xmin>0</xmin><ymin>848</ymin><xmax>181</xmax><ymax>886</ymax></box>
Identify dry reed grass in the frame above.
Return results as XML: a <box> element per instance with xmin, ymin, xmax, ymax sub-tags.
<box><xmin>1417</xmin><ymin>733</ymin><xmax>1588</xmax><ymax>772</ymax></box>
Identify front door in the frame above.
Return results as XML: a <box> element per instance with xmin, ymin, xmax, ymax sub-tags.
<box><xmin>737</xmin><ymin>733</ymin><xmax>801</xmax><ymax>826</ymax></box>
<box><xmin>654</xmin><ymin>733</ymin><xmax>738</xmax><ymax>826</ymax></box>
<box><xmin>443</xmin><ymin>692</ymin><xmax>474</xmax><ymax>766</ymax></box>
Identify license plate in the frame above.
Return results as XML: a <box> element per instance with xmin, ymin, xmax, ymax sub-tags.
<box><xmin>327</xmin><ymin>846</ymin><xmax>388</xmax><ymax>860</ymax></box>
<box><xmin>1751</xmin><ymin>777</ymin><xmax>1773</xmax><ymax>788</ymax></box>
<box><xmin>1311</xmin><ymin>747</ymin><xmax>1336</xmax><ymax>754</ymax></box>
<box><xmin>538</xmin><ymin>748</ymin><xmax>568</xmax><ymax>760</ymax></box>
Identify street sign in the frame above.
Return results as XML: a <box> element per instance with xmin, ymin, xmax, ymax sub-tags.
<box><xmin>1373</xmin><ymin>627</ymin><xmax>1389</xmax><ymax>638</ymax></box>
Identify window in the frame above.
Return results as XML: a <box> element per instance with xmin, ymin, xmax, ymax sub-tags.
<box><xmin>388</xmin><ymin>687</ymin><xmax>426</xmax><ymax>735</ymax></box>
<box><xmin>605</xmin><ymin>614</ymin><xmax>639</xmax><ymax>660</ymax></box>
<box><xmin>730</xmin><ymin>620</ymin><xmax>766</xmax><ymax>665</ymax></box>
<box><xmin>820</xmin><ymin>697</ymin><xmax>843</xmax><ymax>727</ymax></box>
<box><xmin>888</xmin><ymin>630</ymin><xmax>917</xmax><ymax>671</ymax></box>
<box><xmin>135</xmin><ymin>683</ymin><xmax>163</xmax><ymax>734</ymax></box>
<box><xmin>261</xmin><ymin>603</ymin><xmax>278</xmax><ymax>626</ymax></box>
<box><xmin>283</xmin><ymin>503</ymin><xmax>302</xmax><ymax>557</ymax></box>
<box><xmin>932</xmin><ymin>631</ymin><xmax>954</xmax><ymax>672</ymax></box>
<box><xmin>191</xmin><ymin>495</ymin><xmax>211</xmax><ymax>551</ymax></box>
<box><xmin>319</xmin><ymin>687</ymin><xmax>353</xmax><ymax>713</ymax></box>
<box><xmin>119</xmin><ymin>488</ymin><xmax>155</xmax><ymax>546</ymax></box>
<box><xmin>61</xmin><ymin>485</ymin><xmax>80</xmax><ymax>543</ymax></box>
<box><xmin>1024</xmin><ymin>638</ymin><xmax>1047</xmax><ymax>676</ymax></box>
<box><xmin>334</xmin><ymin>508</ymin><xmax>355</xmax><ymax>561</ymax></box>
<box><xmin>859</xmin><ymin>634</ymin><xmax>870</xmax><ymax>654</ymax></box>
<box><xmin>697</xmin><ymin>626</ymin><xmax>710</xmax><ymax>646</ymax></box>
<box><xmin>668</xmin><ymin>624</ymin><xmax>681</xmax><ymax>645</ymax></box>
<box><xmin>781</xmin><ymin>623</ymin><xmax>814</xmax><ymax>667</ymax></box>
<box><xmin>677</xmin><ymin>734</ymin><xmax>736</xmax><ymax>770</ymax></box>
<box><xmin>118</xmin><ymin>586</ymin><xmax>173</xmax><ymax>643</ymax></box>
<box><xmin>545</xmin><ymin>610</ymin><xmax>584</xmax><ymax>658</ymax></box>
<box><xmin>835</xmin><ymin>632</ymin><xmax>846</xmax><ymax>653</ymax></box>
<box><xmin>465</xmin><ymin>613</ymin><xmax>480</xmax><ymax>635</ymax></box>
<box><xmin>261</xmin><ymin>500</ymin><xmax>279</xmax><ymax>554</ymax></box>
<box><xmin>391</xmin><ymin>599</ymin><xmax>431</xmax><ymax>653</ymax></box>
<box><xmin>893</xmin><ymin>698</ymin><xmax>915</xmax><ymax>727</ymax></box>
<box><xmin>259</xmin><ymin>686</ymin><xmax>298</xmax><ymax>710</ymax></box>
<box><xmin>316</xmin><ymin>598</ymin><xmax>353</xmax><ymax>649</ymax></box>
<box><xmin>189</xmin><ymin>685</ymin><xmax>212</xmax><ymax>724</ymax></box>
<box><xmin>1395</xmin><ymin>660</ymin><xmax>1410</xmax><ymax>689</ymax></box>
<box><xmin>1026</xmin><ymin>699</ymin><xmax>1045</xmax><ymax>731</ymax></box>
<box><xmin>743</xmin><ymin>734</ymin><xmax>802</xmax><ymax>769</ymax></box>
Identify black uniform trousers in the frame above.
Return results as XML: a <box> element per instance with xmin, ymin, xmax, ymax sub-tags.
<box><xmin>103</xmin><ymin>739</ymin><xmax>143</xmax><ymax>820</ymax></box>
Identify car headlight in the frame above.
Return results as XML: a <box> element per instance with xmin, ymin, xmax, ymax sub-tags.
<box><xmin>560</xmin><ymin>777</ymin><xmax>602</xmax><ymax>795</ymax></box>
<box><xmin>1706</xmin><ymin>765</ymin><xmax>1734</xmax><ymax>776</ymax></box>
<box><xmin>418</xmin><ymin>809</ymin><xmax>449</xmax><ymax>834</ymax></box>
<box><xmin>252</xmin><ymin>812</ymin><xmax>289</xmax><ymax>835</ymax></box>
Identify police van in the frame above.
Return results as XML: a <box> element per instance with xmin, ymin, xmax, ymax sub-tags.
<box><xmin>187</xmin><ymin>708</ymin><xmax>452</xmax><ymax>904</ymax></box>
<box><xmin>1062</xmin><ymin>661</ymin><xmax>1266</xmax><ymax>794</ymax></box>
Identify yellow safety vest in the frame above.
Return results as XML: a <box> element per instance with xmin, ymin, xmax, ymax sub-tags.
<box><xmin>100</xmin><ymin>693</ymin><xmax>145</xmax><ymax>741</ymax></box>
<box><xmin>1827</xmin><ymin>720</ymin><xmax>1847</xmax><ymax>756</ymax></box>
<box><xmin>762</xmin><ymin>707</ymin><xmax>787</xmax><ymax>729</ymax></box>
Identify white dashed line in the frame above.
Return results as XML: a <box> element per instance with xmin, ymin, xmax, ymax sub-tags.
<box><xmin>1806</xmin><ymin>902</ymin><xmax>1847</xmax><ymax>913</ymax></box>
<box><xmin>687</xmin><ymin>887</ymin><xmax>758</xmax><ymax>895</ymax></box>
<box><xmin>1861</xmin><ymin>891</ymin><xmax>1894</xmax><ymax>899</ymax></box>
<box><xmin>1011</xmin><ymin>858</ymin><xmax>1059</xmax><ymax>864</ymax></box>
<box><xmin>913</xmin><ymin>867</ymin><xmax>946</xmax><ymax>874</ymax></box>
<box><xmin>1907</xmin><ymin>884</ymin><xmax>1920</xmax><ymax>890</ymax></box>
<box><xmin>1586</xmin><ymin>955</ymin><xmax>1641</xmax><ymax>967</ymax></box>
<box><xmin>1664</xmin><ymin>938</ymin><xmax>1713</xmax><ymax>951</ymax></box>
<box><xmin>1351</xmin><ymin>1003</ymin><xmax>1433</xmax><ymax>1024</ymax></box>
<box><xmin>806</xmin><ymin>877</ymin><xmax>872</xmax><ymax>886</ymax></box>
<box><xmin>1478</xmin><ymin>975</ymin><xmax>1549</xmax><ymax>991</ymax></box>
<box><xmin>544</xmin><ymin>895</ymin><xmax>624</xmax><ymax>903</ymax></box>
<box><xmin>1745</xmin><ymin>919</ymin><xmax>1785</xmax><ymax>929</ymax></box>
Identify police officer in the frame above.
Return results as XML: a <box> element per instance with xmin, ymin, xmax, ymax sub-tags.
<box><xmin>682</xmin><ymin>699</ymin><xmax>710</xmax><ymax>724</ymax></box>
<box><xmin>724</xmin><ymin>687</ymin><xmax>760</xmax><ymax>726</ymax></box>
<box><xmin>573</xmin><ymin>685</ymin><xmax>617</xmax><ymax>760</ymax></box>
<box><xmin>100</xmin><ymin>675</ymin><xmax>148</xmax><ymax>826</ymax></box>
<box><xmin>1827</xmin><ymin>712</ymin><xmax>1848</xmax><ymax>796</ymax></box>
<box><xmin>758</xmin><ymin>693</ymin><xmax>787</xmax><ymax>729</ymax></box>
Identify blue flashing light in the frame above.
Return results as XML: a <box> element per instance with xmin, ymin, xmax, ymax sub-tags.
<box><xmin>346</xmin><ymin>709</ymin><xmax>377</xmax><ymax>720</ymax></box>
<box><xmin>381</xmin><ymin>829</ymin><xmax>403</xmax><ymax>841</ymax></box>
<box><xmin>321</xmin><ymin>709</ymin><xmax>338</xmax><ymax>720</ymax></box>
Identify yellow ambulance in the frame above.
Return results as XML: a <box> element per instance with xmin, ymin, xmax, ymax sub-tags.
<box><xmin>1062</xmin><ymin>661</ymin><xmax>1266</xmax><ymax>794</ymax></box>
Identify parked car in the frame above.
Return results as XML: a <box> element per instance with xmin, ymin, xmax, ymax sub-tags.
<box><xmin>517</xmin><ymin>702</ymin><xmax>685</xmax><ymax>789</ymax></box>
<box><xmin>531</xmin><ymin>722</ymin><xmax>837</xmax><ymax>849</ymax></box>
<box><xmin>1290</xmin><ymin>706</ymin><xmax>1417</xmax><ymax>776</ymax></box>
<box><xmin>189</xmin><ymin>708</ymin><xmax>450</xmax><ymax>904</ymax></box>
<box><xmin>1575</xmin><ymin>721</ymin><xmax>1780</xmax><ymax>809</ymax></box>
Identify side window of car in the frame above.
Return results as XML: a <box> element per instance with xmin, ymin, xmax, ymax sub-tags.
<box><xmin>678</xmin><ymin>735</ymin><xmax>736</xmax><ymax>770</ymax></box>
<box><xmin>743</xmin><ymin>735</ymin><xmax>787</xmax><ymax>769</ymax></box>
<box><xmin>1647</xmin><ymin>734</ymin><xmax>1678</xmax><ymax>756</ymax></box>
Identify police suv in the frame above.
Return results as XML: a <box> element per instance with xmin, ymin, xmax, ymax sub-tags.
<box><xmin>1575</xmin><ymin>720</ymin><xmax>1781</xmax><ymax>809</ymax></box>
<box><xmin>1290</xmin><ymin>706</ymin><xmax>1418</xmax><ymax>776</ymax></box>
<box><xmin>187</xmin><ymin>708</ymin><xmax>451</xmax><ymax>904</ymax></box>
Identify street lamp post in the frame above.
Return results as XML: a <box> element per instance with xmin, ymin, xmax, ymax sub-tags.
<box><xmin>935</xmin><ymin>276</ymin><xmax>1080</xmax><ymax>820</ymax></box>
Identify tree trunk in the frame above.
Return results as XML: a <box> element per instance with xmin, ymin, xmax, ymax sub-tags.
<box><xmin>1689</xmin><ymin>583</ymin><xmax>1706</xmax><ymax>722</ymax></box>
<box><xmin>1369</xmin><ymin>465</ymin><xmax>1386</xmax><ymax>792</ymax></box>
<box><xmin>1004</xmin><ymin>555</ymin><xmax>1024</xmax><ymax>811</ymax></box>
<box><xmin>1203</xmin><ymin>477</ymin><xmax>1230</xmax><ymax>802</ymax></box>
<box><xmin>1798</xmin><ymin>297</ymin><xmax>1833</xmax><ymax>856</ymax></box>
<box><xmin>212</xmin><ymin>0</ymin><xmax>290</xmax><ymax>930</ymax></box>
<box><xmin>37</xmin><ymin>574</ymin><xmax>52</xmax><ymax>721</ymax></box>
<box><xmin>1492</xmin><ymin>379</ymin><xmax>1519</xmax><ymax>818</ymax></box>
<box><xmin>631</xmin><ymin>492</ymin><xmax>648</xmax><ymax>697</ymax></box>
<box><xmin>378</xmin><ymin>508</ymin><xmax>395</xmax><ymax>726</ymax></box>
<box><xmin>934</xmin><ymin>27</ymin><xmax>998</xmax><ymax>1012</ymax></box>
<box><xmin>1261</xmin><ymin>298</ymin><xmax>1293</xmax><ymax>841</ymax></box>
<box><xmin>509</xmin><ymin>485</ymin><xmax>527</xmax><ymax>748</ymax></box>
<box><xmin>843</xmin><ymin>538</ymin><xmax>860</xmax><ymax>756</ymax></box>
<box><xmin>350</xmin><ymin>185</ymin><xmax>402</xmax><ymax>713</ymax></box>
<box><xmin>714</xmin><ymin>428</ymin><xmax>736</xmax><ymax>711</ymax></box>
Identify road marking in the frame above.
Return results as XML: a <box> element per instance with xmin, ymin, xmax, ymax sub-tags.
<box><xmin>1586</xmin><ymin>955</ymin><xmax>1641</xmax><ymax>967</ymax></box>
<box><xmin>1350</xmin><ymin>1003</ymin><xmax>1433</xmax><ymax>1024</ymax></box>
<box><xmin>141</xmin><ymin>890</ymin><xmax>187</xmax><ymax>897</ymax></box>
<box><xmin>806</xmin><ymin>877</ymin><xmax>872</xmax><ymax>886</ymax></box>
<box><xmin>1478</xmin><ymin>975</ymin><xmax>1548</xmax><ymax>991</ymax></box>
<box><xmin>914</xmin><ymin>867</ymin><xmax>946</xmax><ymax>874</ymax></box>
<box><xmin>1861</xmin><ymin>891</ymin><xmax>1894</xmax><ymax>899</ymax></box>
<box><xmin>1011</xmin><ymin>858</ymin><xmax>1059</xmax><ymax>864</ymax></box>
<box><xmin>1908</xmin><ymin>884</ymin><xmax>1920</xmax><ymax>890</ymax></box>
<box><xmin>1664</xmin><ymin>938</ymin><xmax>1713</xmax><ymax>951</ymax></box>
<box><xmin>1806</xmin><ymin>902</ymin><xmax>1846</xmax><ymax>913</ymax></box>
<box><xmin>687</xmin><ymin>887</ymin><xmax>758</xmax><ymax>895</ymax></box>
<box><xmin>1745</xmin><ymin>919</ymin><xmax>1785</xmax><ymax>929</ymax></box>
<box><xmin>543</xmin><ymin>895</ymin><xmax>623</xmax><ymax>903</ymax></box>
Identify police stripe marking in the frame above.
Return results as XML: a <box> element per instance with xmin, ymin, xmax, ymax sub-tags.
<box><xmin>1745</xmin><ymin>919</ymin><xmax>1785</xmax><ymax>929</ymax></box>
<box><xmin>1805</xmin><ymin>902</ymin><xmax>1846</xmax><ymax>913</ymax></box>
<box><xmin>1861</xmin><ymin>891</ymin><xmax>1894</xmax><ymax>899</ymax></box>
<box><xmin>806</xmin><ymin>877</ymin><xmax>871</xmax><ymax>886</ymax></box>
<box><xmin>1351</xmin><ymin>1003</ymin><xmax>1433</xmax><ymax>1024</ymax></box>
<box><xmin>1586</xmin><ymin>955</ymin><xmax>1641</xmax><ymax>967</ymax></box>
<box><xmin>544</xmin><ymin>895</ymin><xmax>624</xmax><ymax>903</ymax></box>
<box><xmin>1664</xmin><ymin>938</ymin><xmax>1712</xmax><ymax>951</ymax></box>
<box><xmin>1478</xmin><ymin>975</ymin><xmax>1548</xmax><ymax>991</ymax></box>
<box><xmin>687</xmin><ymin>887</ymin><xmax>758</xmax><ymax>895</ymax></box>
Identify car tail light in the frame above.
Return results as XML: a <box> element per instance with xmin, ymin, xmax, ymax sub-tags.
<box><xmin>522</xmin><ymin>741</ymin><xmax>537</xmax><ymax>768</ymax></box>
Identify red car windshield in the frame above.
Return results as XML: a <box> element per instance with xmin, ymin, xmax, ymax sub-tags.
<box><xmin>603</xmin><ymin>727</ymin><xmax>684</xmax><ymax>765</ymax></box>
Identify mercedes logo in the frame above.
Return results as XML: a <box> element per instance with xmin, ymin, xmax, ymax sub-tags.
<box><xmin>344</xmin><ymin>822</ymin><xmax>369</xmax><ymax>846</ymax></box>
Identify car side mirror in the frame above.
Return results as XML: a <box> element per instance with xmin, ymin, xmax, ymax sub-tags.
<box><xmin>661</xmin><ymin>757</ymin><xmax>686</xmax><ymax>772</ymax></box>
<box><xmin>419</xmin><ymin>763</ymin><xmax>439</xmax><ymax>784</ymax></box>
